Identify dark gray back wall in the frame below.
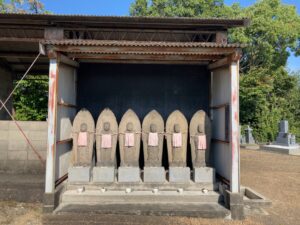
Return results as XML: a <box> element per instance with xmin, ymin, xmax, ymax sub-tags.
<box><xmin>77</xmin><ymin>63</ymin><xmax>210</xmax><ymax>122</ymax></box>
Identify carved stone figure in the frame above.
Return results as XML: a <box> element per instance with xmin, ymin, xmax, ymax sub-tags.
<box><xmin>72</xmin><ymin>108</ymin><xmax>95</xmax><ymax>166</ymax></box>
<box><xmin>142</xmin><ymin>110</ymin><xmax>164</xmax><ymax>167</ymax></box>
<box><xmin>96</xmin><ymin>108</ymin><xmax>118</xmax><ymax>167</ymax></box>
<box><xmin>189</xmin><ymin>110</ymin><xmax>211</xmax><ymax>168</ymax></box>
<box><xmin>166</xmin><ymin>110</ymin><xmax>188</xmax><ymax>167</ymax></box>
<box><xmin>119</xmin><ymin>109</ymin><xmax>141</xmax><ymax>167</ymax></box>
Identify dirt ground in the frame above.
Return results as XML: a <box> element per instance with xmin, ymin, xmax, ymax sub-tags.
<box><xmin>0</xmin><ymin>149</ymin><xmax>299</xmax><ymax>225</ymax></box>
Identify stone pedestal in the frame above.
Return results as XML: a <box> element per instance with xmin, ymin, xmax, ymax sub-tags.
<box><xmin>169</xmin><ymin>167</ymin><xmax>190</xmax><ymax>183</ymax></box>
<box><xmin>193</xmin><ymin>167</ymin><xmax>215</xmax><ymax>183</ymax></box>
<box><xmin>68</xmin><ymin>166</ymin><xmax>91</xmax><ymax>183</ymax></box>
<box><xmin>93</xmin><ymin>167</ymin><xmax>115</xmax><ymax>183</ymax></box>
<box><xmin>118</xmin><ymin>167</ymin><xmax>140</xmax><ymax>183</ymax></box>
<box><xmin>143</xmin><ymin>167</ymin><xmax>165</xmax><ymax>183</ymax></box>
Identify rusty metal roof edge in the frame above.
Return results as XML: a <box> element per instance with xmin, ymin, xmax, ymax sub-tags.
<box><xmin>41</xmin><ymin>40</ymin><xmax>246</xmax><ymax>48</ymax></box>
<box><xmin>0</xmin><ymin>13</ymin><xmax>249</xmax><ymax>27</ymax></box>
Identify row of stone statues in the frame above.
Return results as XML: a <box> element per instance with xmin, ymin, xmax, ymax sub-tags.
<box><xmin>72</xmin><ymin>108</ymin><xmax>211</xmax><ymax>170</ymax></box>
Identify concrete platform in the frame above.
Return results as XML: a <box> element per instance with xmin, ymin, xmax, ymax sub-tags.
<box><xmin>52</xmin><ymin>202</ymin><xmax>230</xmax><ymax>219</ymax></box>
<box><xmin>240</xmin><ymin>144</ymin><xmax>260</xmax><ymax>150</ymax></box>
<box><xmin>169</xmin><ymin>167</ymin><xmax>190</xmax><ymax>183</ymax></box>
<box><xmin>68</xmin><ymin>166</ymin><xmax>92</xmax><ymax>183</ymax></box>
<box><xmin>193</xmin><ymin>167</ymin><xmax>215</xmax><ymax>183</ymax></box>
<box><xmin>118</xmin><ymin>167</ymin><xmax>141</xmax><ymax>183</ymax></box>
<box><xmin>93</xmin><ymin>167</ymin><xmax>115</xmax><ymax>183</ymax></box>
<box><xmin>61</xmin><ymin>189</ymin><xmax>223</xmax><ymax>204</ymax></box>
<box><xmin>261</xmin><ymin>145</ymin><xmax>300</xmax><ymax>156</ymax></box>
<box><xmin>143</xmin><ymin>167</ymin><xmax>165</xmax><ymax>183</ymax></box>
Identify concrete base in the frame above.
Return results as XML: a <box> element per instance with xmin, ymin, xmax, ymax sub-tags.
<box><xmin>143</xmin><ymin>167</ymin><xmax>165</xmax><ymax>183</ymax></box>
<box><xmin>240</xmin><ymin>144</ymin><xmax>260</xmax><ymax>150</ymax></box>
<box><xmin>118</xmin><ymin>167</ymin><xmax>140</xmax><ymax>183</ymax></box>
<box><xmin>68</xmin><ymin>166</ymin><xmax>92</xmax><ymax>183</ymax></box>
<box><xmin>261</xmin><ymin>145</ymin><xmax>300</xmax><ymax>156</ymax></box>
<box><xmin>224</xmin><ymin>190</ymin><xmax>245</xmax><ymax>220</ymax></box>
<box><xmin>93</xmin><ymin>167</ymin><xmax>115</xmax><ymax>183</ymax></box>
<box><xmin>169</xmin><ymin>167</ymin><xmax>190</xmax><ymax>183</ymax></box>
<box><xmin>193</xmin><ymin>167</ymin><xmax>215</xmax><ymax>183</ymax></box>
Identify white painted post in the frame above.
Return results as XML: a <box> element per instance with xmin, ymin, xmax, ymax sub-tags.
<box><xmin>45</xmin><ymin>59</ymin><xmax>59</xmax><ymax>193</ymax></box>
<box><xmin>230</xmin><ymin>61</ymin><xmax>240</xmax><ymax>193</ymax></box>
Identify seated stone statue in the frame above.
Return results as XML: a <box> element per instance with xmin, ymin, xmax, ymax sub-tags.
<box><xmin>166</xmin><ymin>110</ymin><xmax>188</xmax><ymax>167</ymax></box>
<box><xmin>96</xmin><ymin>108</ymin><xmax>118</xmax><ymax>167</ymax></box>
<box><xmin>189</xmin><ymin>110</ymin><xmax>211</xmax><ymax>168</ymax></box>
<box><xmin>72</xmin><ymin>109</ymin><xmax>95</xmax><ymax>167</ymax></box>
<box><xmin>119</xmin><ymin>109</ymin><xmax>141</xmax><ymax>167</ymax></box>
<box><xmin>142</xmin><ymin>110</ymin><xmax>164</xmax><ymax>167</ymax></box>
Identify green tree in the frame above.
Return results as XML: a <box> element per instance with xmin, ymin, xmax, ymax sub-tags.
<box><xmin>13</xmin><ymin>76</ymin><xmax>48</xmax><ymax>121</ymax></box>
<box><xmin>130</xmin><ymin>0</ymin><xmax>300</xmax><ymax>142</ymax></box>
<box><xmin>0</xmin><ymin>0</ymin><xmax>45</xmax><ymax>13</ymax></box>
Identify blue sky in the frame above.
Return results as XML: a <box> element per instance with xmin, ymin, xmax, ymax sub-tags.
<box><xmin>42</xmin><ymin>0</ymin><xmax>299</xmax><ymax>72</ymax></box>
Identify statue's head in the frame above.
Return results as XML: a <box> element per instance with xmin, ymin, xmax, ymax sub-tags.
<box><xmin>80</xmin><ymin>123</ymin><xmax>87</xmax><ymax>132</ymax></box>
<box><xmin>174</xmin><ymin>124</ymin><xmax>181</xmax><ymax>133</ymax></box>
<box><xmin>126</xmin><ymin>122</ymin><xmax>133</xmax><ymax>132</ymax></box>
<box><xmin>197</xmin><ymin>124</ymin><xmax>204</xmax><ymax>133</ymax></box>
<box><xmin>150</xmin><ymin>123</ymin><xmax>157</xmax><ymax>133</ymax></box>
<box><xmin>103</xmin><ymin>122</ymin><xmax>110</xmax><ymax>131</ymax></box>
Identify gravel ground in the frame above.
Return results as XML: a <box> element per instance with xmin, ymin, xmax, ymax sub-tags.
<box><xmin>0</xmin><ymin>149</ymin><xmax>299</xmax><ymax>225</ymax></box>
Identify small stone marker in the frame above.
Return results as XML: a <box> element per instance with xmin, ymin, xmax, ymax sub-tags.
<box><xmin>118</xmin><ymin>109</ymin><xmax>141</xmax><ymax>183</ymax></box>
<box><xmin>69</xmin><ymin>109</ymin><xmax>95</xmax><ymax>183</ymax></box>
<box><xmin>166</xmin><ymin>110</ymin><xmax>190</xmax><ymax>183</ymax></box>
<box><xmin>142</xmin><ymin>110</ymin><xmax>165</xmax><ymax>183</ymax></box>
<box><xmin>245</xmin><ymin>125</ymin><xmax>255</xmax><ymax>144</ymax></box>
<box><xmin>189</xmin><ymin>110</ymin><xmax>215</xmax><ymax>183</ymax></box>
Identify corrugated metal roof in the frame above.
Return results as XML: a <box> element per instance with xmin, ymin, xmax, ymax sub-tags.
<box><xmin>42</xmin><ymin>40</ymin><xmax>245</xmax><ymax>48</ymax></box>
<box><xmin>0</xmin><ymin>13</ymin><xmax>249</xmax><ymax>29</ymax></box>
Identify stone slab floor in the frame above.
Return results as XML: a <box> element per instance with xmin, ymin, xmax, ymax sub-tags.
<box><xmin>0</xmin><ymin>149</ymin><xmax>299</xmax><ymax>225</ymax></box>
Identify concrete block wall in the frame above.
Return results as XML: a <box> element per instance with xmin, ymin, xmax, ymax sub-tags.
<box><xmin>0</xmin><ymin>120</ymin><xmax>47</xmax><ymax>174</ymax></box>
<box><xmin>0</xmin><ymin>67</ymin><xmax>13</xmax><ymax>120</ymax></box>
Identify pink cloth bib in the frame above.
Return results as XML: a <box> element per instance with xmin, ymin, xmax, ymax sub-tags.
<box><xmin>101</xmin><ymin>134</ymin><xmax>112</xmax><ymax>149</ymax></box>
<box><xmin>78</xmin><ymin>132</ymin><xmax>88</xmax><ymax>147</ymax></box>
<box><xmin>148</xmin><ymin>132</ymin><xmax>158</xmax><ymax>146</ymax></box>
<box><xmin>172</xmin><ymin>133</ymin><xmax>182</xmax><ymax>147</ymax></box>
<box><xmin>125</xmin><ymin>133</ymin><xmax>135</xmax><ymax>147</ymax></box>
<box><xmin>197</xmin><ymin>135</ymin><xmax>207</xmax><ymax>150</ymax></box>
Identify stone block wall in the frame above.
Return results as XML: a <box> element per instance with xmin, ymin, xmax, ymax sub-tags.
<box><xmin>0</xmin><ymin>120</ymin><xmax>47</xmax><ymax>174</ymax></box>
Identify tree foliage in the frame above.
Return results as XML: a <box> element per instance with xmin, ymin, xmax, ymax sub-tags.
<box><xmin>0</xmin><ymin>0</ymin><xmax>45</xmax><ymax>13</ymax></box>
<box><xmin>130</xmin><ymin>0</ymin><xmax>300</xmax><ymax>142</ymax></box>
<box><xmin>13</xmin><ymin>76</ymin><xmax>48</xmax><ymax>121</ymax></box>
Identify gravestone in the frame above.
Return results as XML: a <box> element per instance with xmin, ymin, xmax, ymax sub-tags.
<box><xmin>166</xmin><ymin>110</ymin><xmax>190</xmax><ymax>183</ymax></box>
<box><xmin>275</xmin><ymin>120</ymin><xmax>297</xmax><ymax>146</ymax></box>
<box><xmin>69</xmin><ymin>109</ymin><xmax>95</xmax><ymax>183</ymax></box>
<box><xmin>189</xmin><ymin>110</ymin><xmax>215</xmax><ymax>183</ymax></box>
<box><xmin>262</xmin><ymin>120</ymin><xmax>299</xmax><ymax>155</ymax></box>
<box><xmin>118</xmin><ymin>109</ymin><xmax>141</xmax><ymax>183</ymax></box>
<box><xmin>93</xmin><ymin>108</ymin><xmax>118</xmax><ymax>183</ymax></box>
<box><xmin>142</xmin><ymin>110</ymin><xmax>165</xmax><ymax>183</ymax></box>
<box><xmin>245</xmin><ymin>125</ymin><xmax>255</xmax><ymax>144</ymax></box>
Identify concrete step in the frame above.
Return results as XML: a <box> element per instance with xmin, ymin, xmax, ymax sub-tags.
<box><xmin>67</xmin><ymin>181</ymin><xmax>218</xmax><ymax>191</ymax></box>
<box><xmin>62</xmin><ymin>189</ymin><xmax>223</xmax><ymax>204</ymax></box>
<box><xmin>50</xmin><ymin>202</ymin><xmax>230</xmax><ymax>221</ymax></box>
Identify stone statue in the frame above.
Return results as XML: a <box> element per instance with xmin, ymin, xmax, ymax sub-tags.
<box><xmin>189</xmin><ymin>110</ymin><xmax>211</xmax><ymax>168</ymax></box>
<box><xmin>166</xmin><ymin>110</ymin><xmax>188</xmax><ymax>167</ymax></box>
<box><xmin>72</xmin><ymin>108</ymin><xmax>95</xmax><ymax>167</ymax></box>
<box><xmin>142</xmin><ymin>110</ymin><xmax>164</xmax><ymax>167</ymax></box>
<box><xmin>96</xmin><ymin>108</ymin><xmax>118</xmax><ymax>167</ymax></box>
<box><xmin>119</xmin><ymin>109</ymin><xmax>141</xmax><ymax>167</ymax></box>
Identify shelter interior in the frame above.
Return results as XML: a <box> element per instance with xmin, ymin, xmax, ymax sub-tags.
<box><xmin>0</xmin><ymin>13</ymin><xmax>248</xmax><ymax>216</ymax></box>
